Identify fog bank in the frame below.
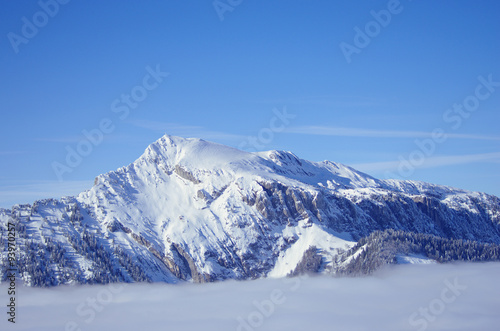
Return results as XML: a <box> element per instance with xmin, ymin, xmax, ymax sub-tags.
<box><xmin>2</xmin><ymin>262</ymin><xmax>500</xmax><ymax>331</ymax></box>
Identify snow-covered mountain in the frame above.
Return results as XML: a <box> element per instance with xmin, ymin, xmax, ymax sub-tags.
<box><xmin>1</xmin><ymin>135</ymin><xmax>500</xmax><ymax>286</ymax></box>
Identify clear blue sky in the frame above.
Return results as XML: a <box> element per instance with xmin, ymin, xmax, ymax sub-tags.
<box><xmin>1</xmin><ymin>0</ymin><xmax>499</xmax><ymax>208</ymax></box>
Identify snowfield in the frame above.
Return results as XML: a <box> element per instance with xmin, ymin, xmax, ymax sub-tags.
<box><xmin>1</xmin><ymin>262</ymin><xmax>499</xmax><ymax>331</ymax></box>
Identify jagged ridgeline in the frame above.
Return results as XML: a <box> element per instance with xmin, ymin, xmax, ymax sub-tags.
<box><xmin>1</xmin><ymin>135</ymin><xmax>500</xmax><ymax>286</ymax></box>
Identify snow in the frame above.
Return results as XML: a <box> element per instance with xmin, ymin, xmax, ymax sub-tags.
<box><xmin>2</xmin><ymin>133</ymin><xmax>499</xmax><ymax>285</ymax></box>
<box><xmin>268</xmin><ymin>224</ymin><xmax>355</xmax><ymax>278</ymax></box>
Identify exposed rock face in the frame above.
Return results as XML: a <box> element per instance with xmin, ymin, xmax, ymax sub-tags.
<box><xmin>1</xmin><ymin>135</ymin><xmax>499</xmax><ymax>286</ymax></box>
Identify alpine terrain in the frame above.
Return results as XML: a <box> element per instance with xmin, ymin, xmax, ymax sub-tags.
<box><xmin>1</xmin><ymin>135</ymin><xmax>500</xmax><ymax>286</ymax></box>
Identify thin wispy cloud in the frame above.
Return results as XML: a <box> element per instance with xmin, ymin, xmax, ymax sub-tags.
<box><xmin>0</xmin><ymin>180</ymin><xmax>93</xmax><ymax>208</ymax></box>
<box><xmin>0</xmin><ymin>151</ymin><xmax>26</xmax><ymax>155</ymax></box>
<box><xmin>287</xmin><ymin>125</ymin><xmax>500</xmax><ymax>140</ymax></box>
<box><xmin>254</xmin><ymin>95</ymin><xmax>387</xmax><ymax>108</ymax></box>
<box><xmin>351</xmin><ymin>152</ymin><xmax>500</xmax><ymax>173</ymax></box>
<box><xmin>35</xmin><ymin>133</ymin><xmax>155</xmax><ymax>145</ymax></box>
<box><xmin>35</xmin><ymin>136</ymin><xmax>86</xmax><ymax>143</ymax></box>
<box><xmin>130</xmin><ymin>119</ymin><xmax>246</xmax><ymax>142</ymax></box>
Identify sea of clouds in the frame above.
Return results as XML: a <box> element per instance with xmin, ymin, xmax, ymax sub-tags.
<box><xmin>1</xmin><ymin>262</ymin><xmax>499</xmax><ymax>331</ymax></box>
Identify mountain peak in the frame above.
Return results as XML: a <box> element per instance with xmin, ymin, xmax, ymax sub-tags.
<box><xmin>2</xmin><ymin>133</ymin><xmax>500</xmax><ymax>286</ymax></box>
<box><xmin>140</xmin><ymin>134</ymin><xmax>254</xmax><ymax>170</ymax></box>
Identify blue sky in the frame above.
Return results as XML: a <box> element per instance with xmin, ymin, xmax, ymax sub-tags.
<box><xmin>1</xmin><ymin>0</ymin><xmax>499</xmax><ymax>207</ymax></box>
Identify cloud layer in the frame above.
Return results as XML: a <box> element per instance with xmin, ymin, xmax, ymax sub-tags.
<box><xmin>2</xmin><ymin>262</ymin><xmax>499</xmax><ymax>331</ymax></box>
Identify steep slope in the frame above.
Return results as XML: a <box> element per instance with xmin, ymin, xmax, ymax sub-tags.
<box><xmin>1</xmin><ymin>135</ymin><xmax>500</xmax><ymax>285</ymax></box>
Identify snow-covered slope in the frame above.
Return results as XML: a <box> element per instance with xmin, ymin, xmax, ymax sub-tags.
<box><xmin>1</xmin><ymin>135</ymin><xmax>500</xmax><ymax>285</ymax></box>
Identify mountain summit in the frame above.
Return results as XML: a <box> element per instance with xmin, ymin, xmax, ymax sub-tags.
<box><xmin>2</xmin><ymin>134</ymin><xmax>500</xmax><ymax>286</ymax></box>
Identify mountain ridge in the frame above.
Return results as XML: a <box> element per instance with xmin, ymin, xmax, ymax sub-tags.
<box><xmin>1</xmin><ymin>134</ymin><xmax>499</xmax><ymax>286</ymax></box>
